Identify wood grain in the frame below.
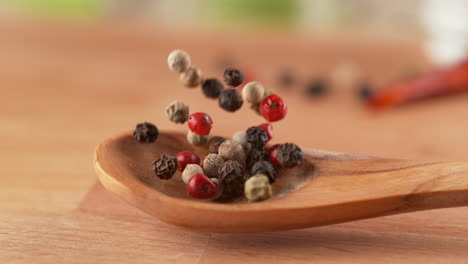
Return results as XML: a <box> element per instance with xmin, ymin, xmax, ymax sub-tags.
<box><xmin>2</xmin><ymin>20</ymin><xmax>468</xmax><ymax>262</ymax></box>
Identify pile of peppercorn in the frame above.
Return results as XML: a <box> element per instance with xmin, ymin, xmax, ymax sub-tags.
<box><xmin>132</xmin><ymin>49</ymin><xmax>304</xmax><ymax>202</ymax></box>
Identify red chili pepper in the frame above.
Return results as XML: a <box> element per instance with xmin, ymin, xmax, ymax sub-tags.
<box><xmin>368</xmin><ymin>59</ymin><xmax>468</xmax><ymax>110</ymax></box>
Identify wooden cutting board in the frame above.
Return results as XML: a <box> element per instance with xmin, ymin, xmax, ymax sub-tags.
<box><xmin>1</xmin><ymin>21</ymin><xmax>468</xmax><ymax>263</ymax></box>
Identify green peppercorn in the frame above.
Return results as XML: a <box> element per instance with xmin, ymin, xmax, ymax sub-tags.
<box><xmin>165</xmin><ymin>101</ymin><xmax>189</xmax><ymax>124</ymax></box>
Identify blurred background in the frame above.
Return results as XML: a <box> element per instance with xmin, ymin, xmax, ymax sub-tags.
<box><xmin>3</xmin><ymin>0</ymin><xmax>468</xmax><ymax>195</ymax></box>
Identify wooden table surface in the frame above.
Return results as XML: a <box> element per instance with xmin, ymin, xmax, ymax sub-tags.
<box><xmin>2</xmin><ymin>21</ymin><xmax>468</xmax><ymax>263</ymax></box>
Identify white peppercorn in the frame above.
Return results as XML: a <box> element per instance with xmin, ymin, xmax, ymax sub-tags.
<box><xmin>232</xmin><ymin>131</ymin><xmax>250</xmax><ymax>152</ymax></box>
<box><xmin>203</xmin><ymin>153</ymin><xmax>225</xmax><ymax>178</ymax></box>
<box><xmin>182</xmin><ymin>164</ymin><xmax>204</xmax><ymax>184</ymax></box>
<box><xmin>242</xmin><ymin>81</ymin><xmax>264</xmax><ymax>103</ymax></box>
<box><xmin>165</xmin><ymin>100</ymin><xmax>189</xmax><ymax>124</ymax></box>
<box><xmin>167</xmin><ymin>49</ymin><xmax>191</xmax><ymax>73</ymax></box>
<box><xmin>186</xmin><ymin>130</ymin><xmax>209</xmax><ymax>146</ymax></box>
<box><xmin>180</xmin><ymin>66</ymin><xmax>203</xmax><ymax>88</ymax></box>
<box><xmin>218</xmin><ymin>139</ymin><xmax>245</xmax><ymax>163</ymax></box>
<box><xmin>244</xmin><ymin>174</ymin><xmax>272</xmax><ymax>202</ymax></box>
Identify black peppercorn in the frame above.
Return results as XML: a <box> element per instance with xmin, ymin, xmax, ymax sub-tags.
<box><xmin>133</xmin><ymin>122</ymin><xmax>159</xmax><ymax>143</ymax></box>
<box><xmin>152</xmin><ymin>154</ymin><xmax>178</xmax><ymax>180</ymax></box>
<box><xmin>208</xmin><ymin>136</ymin><xmax>225</xmax><ymax>153</ymax></box>
<box><xmin>278</xmin><ymin>70</ymin><xmax>294</xmax><ymax>88</ymax></box>
<box><xmin>218</xmin><ymin>160</ymin><xmax>246</xmax><ymax>199</ymax></box>
<box><xmin>246</xmin><ymin>126</ymin><xmax>268</xmax><ymax>149</ymax></box>
<box><xmin>250</xmin><ymin>160</ymin><xmax>277</xmax><ymax>183</ymax></box>
<box><xmin>218</xmin><ymin>88</ymin><xmax>243</xmax><ymax>112</ymax></box>
<box><xmin>276</xmin><ymin>143</ymin><xmax>303</xmax><ymax>168</ymax></box>
<box><xmin>224</xmin><ymin>68</ymin><xmax>244</xmax><ymax>87</ymax></box>
<box><xmin>202</xmin><ymin>78</ymin><xmax>224</xmax><ymax>99</ymax></box>
<box><xmin>357</xmin><ymin>82</ymin><xmax>373</xmax><ymax>101</ymax></box>
<box><xmin>305</xmin><ymin>79</ymin><xmax>327</xmax><ymax>97</ymax></box>
<box><xmin>246</xmin><ymin>147</ymin><xmax>267</xmax><ymax>170</ymax></box>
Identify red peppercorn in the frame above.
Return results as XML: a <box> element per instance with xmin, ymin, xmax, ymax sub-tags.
<box><xmin>187</xmin><ymin>173</ymin><xmax>218</xmax><ymax>199</ymax></box>
<box><xmin>176</xmin><ymin>151</ymin><xmax>201</xmax><ymax>172</ymax></box>
<box><xmin>268</xmin><ymin>144</ymin><xmax>281</xmax><ymax>167</ymax></box>
<box><xmin>188</xmin><ymin>112</ymin><xmax>213</xmax><ymax>135</ymax></box>
<box><xmin>260</xmin><ymin>94</ymin><xmax>287</xmax><ymax>122</ymax></box>
<box><xmin>258</xmin><ymin>123</ymin><xmax>273</xmax><ymax>141</ymax></box>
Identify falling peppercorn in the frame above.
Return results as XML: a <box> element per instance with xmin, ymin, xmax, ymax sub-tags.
<box><xmin>218</xmin><ymin>160</ymin><xmax>246</xmax><ymax>200</ymax></box>
<box><xmin>133</xmin><ymin>122</ymin><xmax>159</xmax><ymax>143</ymax></box>
<box><xmin>305</xmin><ymin>79</ymin><xmax>328</xmax><ymax>97</ymax></box>
<box><xmin>276</xmin><ymin>143</ymin><xmax>303</xmax><ymax>168</ymax></box>
<box><xmin>218</xmin><ymin>88</ymin><xmax>243</xmax><ymax>112</ymax></box>
<box><xmin>246</xmin><ymin>126</ymin><xmax>268</xmax><ymax>149</ymax></box>
<box><xmin>251</xmin><ymin>160</ymin><xmax>277</xmax><ymax>183</ymax></box>
<box><xmin>152</xmin><ymin>154</ymin><xmax>178</xmax><ymax>180</ymax></box>
<box><xmin>165</xmin><ymin>101</ymin><xmax>189</xmax><ymax>124</ymax></box>
<box><xmin>167</xmin><ymin>49</ymin><xmax>191</xmax><ymax>73</ymax></box>
<box><xmin>202</xmin><ymin>78</ymin><xmax>224</xmax><ymax>99</ymax></box>
<box><xmin>224</xmin><ymin>68</ymin><xmax>244</xmax><ymax>87</ymax></box>
<box><xmin>180</xmin><ymin>66</ymin><xmax>203</xmax><ymax>88</ymax></box>
<box><xmin>208</xmin><ymin>136</ymin><xmax>225</xmax><ymax>153</ymax></box>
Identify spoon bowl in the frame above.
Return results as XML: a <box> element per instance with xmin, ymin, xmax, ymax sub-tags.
<box><xmin>94</xmin><ymin>131</ymin><xmax>468</xmax><ymax>232</ymax></box>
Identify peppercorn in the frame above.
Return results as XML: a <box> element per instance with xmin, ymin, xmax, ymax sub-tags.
<box><xmin>208</xmin><ymin>136</ymin><xmax>225</xmax><ymax>153</ymax></box>
<box><xmin>176</xmin><ymin>151</ymin><xmax>200</xmax><ymax>172</ymax></box>
<box><xmin>232</xmin><ymin>131</ymin><xmax>250</xmax><ymax>152</ymax></box>
<box><xmin>278</xmin><ymin>69</ymin><xmax>294</xmax><ymax>88</ymax></box>
<box><xmin>167</xmin><ymin>49</ymin><xmax>191</xmax><ymax>73</ymax></box>
<box><xmin>260</xmin><ymin>94</ymin><xmax>287</xmax><ymax>122</ymax></box>
<box><xmin>251</xmin><ymin>90</ymin><xmax>274</xmax><ymax>115</ymax></box>
<box><xmin>305</xmin><ymin>79</ymin><xmax>327</xmax><ymax>97</ymax></box>
<box><xmin>187</xmin><ymin>173</ymin><xmax>217</xmax><ymax>199</ymax></box>
<box><xmin>242</xmin><ymin>81</ymin><xmax>264</xmax><ymax>104</ymax></box>
<box><xmin>133</xmin><ymin>122</ymin><xmax>159</xmax><ymax>143</ymax></box>
<box><xmin>182</xmin><ymin>164</ymin><xmax>204</xmax><ymax>184</ymax></box>
<box><xmin>251</xmin><ymin>160</ymin><xmax>277</xmax><ymax>183</ymax></box>
<box><xmin>244</xmin><ymin>174</ymin><xmax>272</xmax><ymax>202</ymax></box>
<box><xmin>268</xmin><ymin>144</ymin><xmax>281</xmax><ymax>167</ymax></box>
<box><xmin>218</xmin><ymin>88</ymin><xmax>243</xmax><ymax>112</ymax></box>
<box><xmin>203</xmin><ymin>153</ymin><xmax>225</xmax><ymax>178</ymax></box>
<box><xmin>188</xmin><ymin>112</ymin><xmax>213</xmax><ymax>136</ymax></box>
<box><xmin>186</xmin><ymin>130</ymin><xmax>209</xmax><ymax>146</ymax></box>
<box><xmin>276</xmin><ymin>143</ymin><xmax>303</xmax><ymax>168</ymax></box>
<box><xmin>357</xmin><ymin>82</ymin><xmax>373</xmax><ymax>101</ymax></box>
<box><xmin>258</xmin><ymin>123</ymin><xmax>273</xmax><ymax>141</ymax></box>
<box><xmin>152</xmin><ymin>153</ymin><xmax>178</xmax><ymax>180</ymax></box>
<box><xmin>246</xmin><ymin>147</ymin><xmax>267</xmax><ymax>170</ymax></box>
<box><xmin>218</xmin><ymin>139</ymin><xmax>245</xmax><ymax>163</ymax></box>
<box><xmin>246</xmin><ymin>126</ymin><xmax>268</xmax><ymax>149</ymax></box>
<box><xmin>165</xmin><ymin>101</ymin><xmax>189</xmax><ymax>124</ymax></box>
<box><xmin>202</xmin><ymin>78</ymin><xmax>224</xmax><ymax>99</ymax></box>
<box><xmin>180</xmin><ymin>66</ymin><xmax>203</xmax><ymax>88</ymax></box>
<box><xmin>224</xmin><ymin>68</ymin><xmax>244</xmax><ymax>87</ymax></box>
<box><xmin>218</xmin><ymin>160</ymin><xmax>246</xmax><ymax>199</ymax></box>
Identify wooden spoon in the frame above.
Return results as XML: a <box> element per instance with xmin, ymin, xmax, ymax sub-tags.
<box><xmin>94</xmin><ymin>131</ymin><xmax>468</xmax><ymax>233</ymax></box>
